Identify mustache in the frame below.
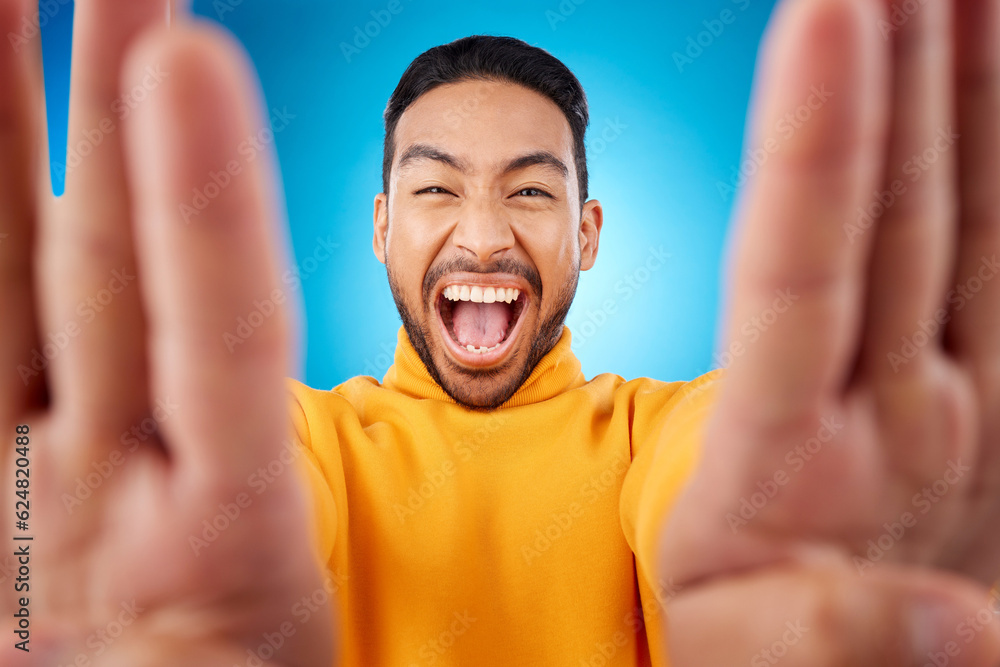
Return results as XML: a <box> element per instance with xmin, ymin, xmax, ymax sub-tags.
<box><xmin>422</xmin><ymin>256</ymin><xmax>544</xmax><ymax>306</ymax></box>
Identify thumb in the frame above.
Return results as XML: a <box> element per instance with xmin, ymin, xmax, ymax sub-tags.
<box><xmin>666</xmin><ymin>561</ymin><xmax>1000</xmax><ymax>666</ymax></box>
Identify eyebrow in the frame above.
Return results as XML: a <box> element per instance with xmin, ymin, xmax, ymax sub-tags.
<box><xmin>500</xmin><ymin>151</ymin><xmax>569</xmax><ymax>179</ymax></box>
<box><xmin>396</xmin><ymin>143</ymin><xmax>569</xmax><ymax>180</ymax></box>
<box><xmin>397</xmin><ymin>144</ymin><xmax>471</xmax><ymax>174</ymax></box>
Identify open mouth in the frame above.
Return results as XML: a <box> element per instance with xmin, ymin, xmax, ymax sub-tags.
<box><xmin>435</xmin><ymin>277</ymin><xmax>530</xmax><ymax>367</ymax></box>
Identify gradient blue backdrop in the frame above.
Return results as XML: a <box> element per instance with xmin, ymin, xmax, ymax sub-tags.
<box><xmin>41</xmin><ymin>0</ymin><xmax>781</xmax><ymax>390</ymax></box>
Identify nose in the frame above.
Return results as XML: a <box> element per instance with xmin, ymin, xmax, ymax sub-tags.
<box><xmin>451</xmin><ymin>198</ymin><xmax>516</xmax><ymax>262</ymax></box>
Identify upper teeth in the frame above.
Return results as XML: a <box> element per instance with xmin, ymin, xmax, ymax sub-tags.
<box><xmin>443</xmin><ymin>285</ymin><xmax>520</xmax><ymax>304</ymax></box>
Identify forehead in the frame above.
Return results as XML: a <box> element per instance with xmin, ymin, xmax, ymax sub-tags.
<box><xmin>393</xmin><ymin>80</ymin><xmax>575</xmax><ymax>171</ymax></box>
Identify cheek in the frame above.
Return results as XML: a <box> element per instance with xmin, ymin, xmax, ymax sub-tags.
<box><xmin>387</xmin><ymin>213</ymin><xmax>452</xmax><ymax>301</ymax></box>
<box><xmin>390</xmin><ymin>205</ymin><xmax>455</xmax><ymax>252</ymax></box>
<box><xmin>518</xmin><ymin>220</ymin><xmax>579</xmax><ymax>278</ymax></box>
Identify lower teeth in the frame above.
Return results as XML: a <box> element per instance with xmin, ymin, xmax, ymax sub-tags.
<box><xmin>466</xmin><ymin>343</ymin><xmax>500</xmax><ymax>354</ymax></box>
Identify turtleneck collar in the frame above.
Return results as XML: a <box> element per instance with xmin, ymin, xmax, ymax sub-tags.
<box><xmin>381</xmin><ymin>326</ymin><xmax>587</xmax><ymax>408</ymax></box>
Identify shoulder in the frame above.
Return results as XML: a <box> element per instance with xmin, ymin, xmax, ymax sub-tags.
<box><xmin>606</xmin><ymin>368</ymin><xmax>725</xmax><ymax>450</ymax></box>
<box><xmin>285</xmin><ymin>375</ymin><xmax>380</xmax><ymax>408</ymax></box>
<box><xmin>601</xmin><ymin>367</ymin><xmax>724</xmax><ymax>412</ymax></box>
<box><xmin>284</xmin><ymin>375</ymin><xmax>380</xmax><ymax>450</ymax></box>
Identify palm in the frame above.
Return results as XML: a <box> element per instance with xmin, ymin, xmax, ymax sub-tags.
<box><xmin>0</xmin><ymin>1</ymin><xmax>331</xmax><ymax>664</ymax></box>
<box><xmin>668</xmin><ymin>359</ymin><xmax>986</xmax><ymax>581</ymax></box>
<box><xmin>29</xmin><ymin>424</ymin><xmax>329</xmax><ymax>666</ymax></box>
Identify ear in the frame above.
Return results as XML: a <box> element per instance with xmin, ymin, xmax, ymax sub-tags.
<box><xmin>373</xmin><ymin>193</ymin><xmax>389</xmax><ymax>264</ymax></box>
<box><xmin>579</xmin><ymin>199</ymin><xmax>603</xmax><ymax>271</ymax></box>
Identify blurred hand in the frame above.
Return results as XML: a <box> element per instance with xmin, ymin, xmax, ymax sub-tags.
<box><xmin>661</xmin><ymin>0</ymin><xmax>1000</xmax><ymax>664</ymax></box>
<box><xmin>0</xmin><ymin>1</ymin><xmax>332</xmax><ymax>665</ymax></box>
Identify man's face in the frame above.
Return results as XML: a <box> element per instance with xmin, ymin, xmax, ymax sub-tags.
<box><xmin>373</xmin><ymin>80</ymin><xmax>602</xmax><ymax>409</ymax></box>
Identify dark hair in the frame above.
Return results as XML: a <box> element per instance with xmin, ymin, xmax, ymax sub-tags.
<box><xmin>382</xmin><ymin>35</ymin><xmax>590</xmax><ymax>208</ymax></box>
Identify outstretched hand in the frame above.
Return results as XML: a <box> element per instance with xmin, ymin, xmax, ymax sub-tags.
<box><xmin>0</xmin><ymin>1</ymin><xmax>332</xmax><ymax>664</ymax></box>
<box><xmin>662</xmin><ymin>0</ymin><xmax>1000</xmax><ymax>664</ymax></box>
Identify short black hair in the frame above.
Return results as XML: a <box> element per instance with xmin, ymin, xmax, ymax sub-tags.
<box><xmin>382</xmin><ymin>35</ymin><xmax>590</xmax><ymax>208</ymax></box>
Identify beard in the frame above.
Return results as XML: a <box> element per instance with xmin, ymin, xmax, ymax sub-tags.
<box><xmin>386</xmin><ymin>254</ymin><xmax>579</xmax><ymax>410</ymax></box>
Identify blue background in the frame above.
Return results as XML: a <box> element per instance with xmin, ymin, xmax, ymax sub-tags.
<box><xmin>41</xmin><ymin>0</ymin><xmax>780</xmax><ymax>389</ymax></box>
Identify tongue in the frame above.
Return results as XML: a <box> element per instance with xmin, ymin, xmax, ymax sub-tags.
<box><xmin>452</xmin><ymin>301</ymin><xmax>511</xmax><ymax>349</ymax></box>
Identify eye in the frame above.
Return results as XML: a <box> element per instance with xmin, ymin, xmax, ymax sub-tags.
<box><xmin>415</xmin><ymin>186</ymin><xmax>453</xmax><ymax>196</ymax></box>
<box><xmin>514</xmin><ymin>188</ymin><xmax>552</xmax><ymax>198</ymax></box>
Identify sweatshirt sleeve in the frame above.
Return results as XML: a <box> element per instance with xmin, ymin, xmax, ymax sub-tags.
<box><xmin>287</xmin><ymin>378</ymin><xmax>341</xmax><ymax>567</ymax></box>
<box><xmin>618</xmin><ymin>368</ymin><xmax>724</xmax><ymax>666</ymax></box>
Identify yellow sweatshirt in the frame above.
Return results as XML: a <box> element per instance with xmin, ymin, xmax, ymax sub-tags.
<box><xmin>288</xmin><ymin>326</ymin><xmax>722</xmax><ymax>667</ymax></box>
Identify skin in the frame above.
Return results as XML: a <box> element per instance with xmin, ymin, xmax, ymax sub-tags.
<box><xmin>662</xmin><ymin>0</ymin><xmax>1000</xmax><ymax>663</ymax></box>
<box><xmin>372</xmin><ymin>80</ymin><xmax>602</xmax><ymax>409</ymax></box>
<box><xmin>0</xmin><ymin>2</ymin><xmax>330</xmax><ymax>665</ymax></box>
<box><xmin>0</xmin><ymin>0</ymin><xmax>997</xmax><ymax>666</ymax></box>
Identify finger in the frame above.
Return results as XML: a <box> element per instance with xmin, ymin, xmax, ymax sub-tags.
<box><xmin>859</xmin><ymin>0</ymin><xmax>958</xmax><ymax>378</ymax></box>
<box><xmin>667</xmin><ymin>562</ymin><xmax>1000</xmax><ymax>666</ymax></box>
<box><xmin>122</xmin><ymin>23</ymin><xmax>297</xmax><ymax>475</ymax></box>
<box><xmin>36</xmin><ymin>0</ymin><xmax>172</xmax><ymax>447</ymax></box>
<box><xmin>949</xmin><ymin>0</ymin><xmax>1000</xmax><ymax>360</ymax></box>
<box><xmin>0</xmin><ymin>0</ymin><xmax>44</xmax><ymax>430</ymax></box>
<box><xmin>938</xmin><ymin>0</ymin><xmax>1000</xmax><ymax>582</ymax></box>
<box><xmin>0</xmin><ymin>0</ymin><xmax>43</xmax><ymax>621</ymax></box>
<box><xmin>94</xmin><ymin>641</ymin><xmax>290</xmax><ymax>667</ymax></box>
<box><xmin>166</xmin><ymin>0</ymin><xmax>191</xmax><ymax>25</ymax></box>
<box><xmin>718</xmin><ymin>0</ymin><xmax>889</xmax><ymax>425</ymax></box>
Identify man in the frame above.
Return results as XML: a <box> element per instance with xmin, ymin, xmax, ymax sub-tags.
<box><xmin>2</xmin><ymin>0</ymin><xmax>999</xmax><ymax>665</ymax></box>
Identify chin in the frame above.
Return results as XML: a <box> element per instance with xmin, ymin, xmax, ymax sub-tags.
<box><xmin>432</xmin><ymin>344</ymin><xmax>530</xmax><ymax>410</ymax></box>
